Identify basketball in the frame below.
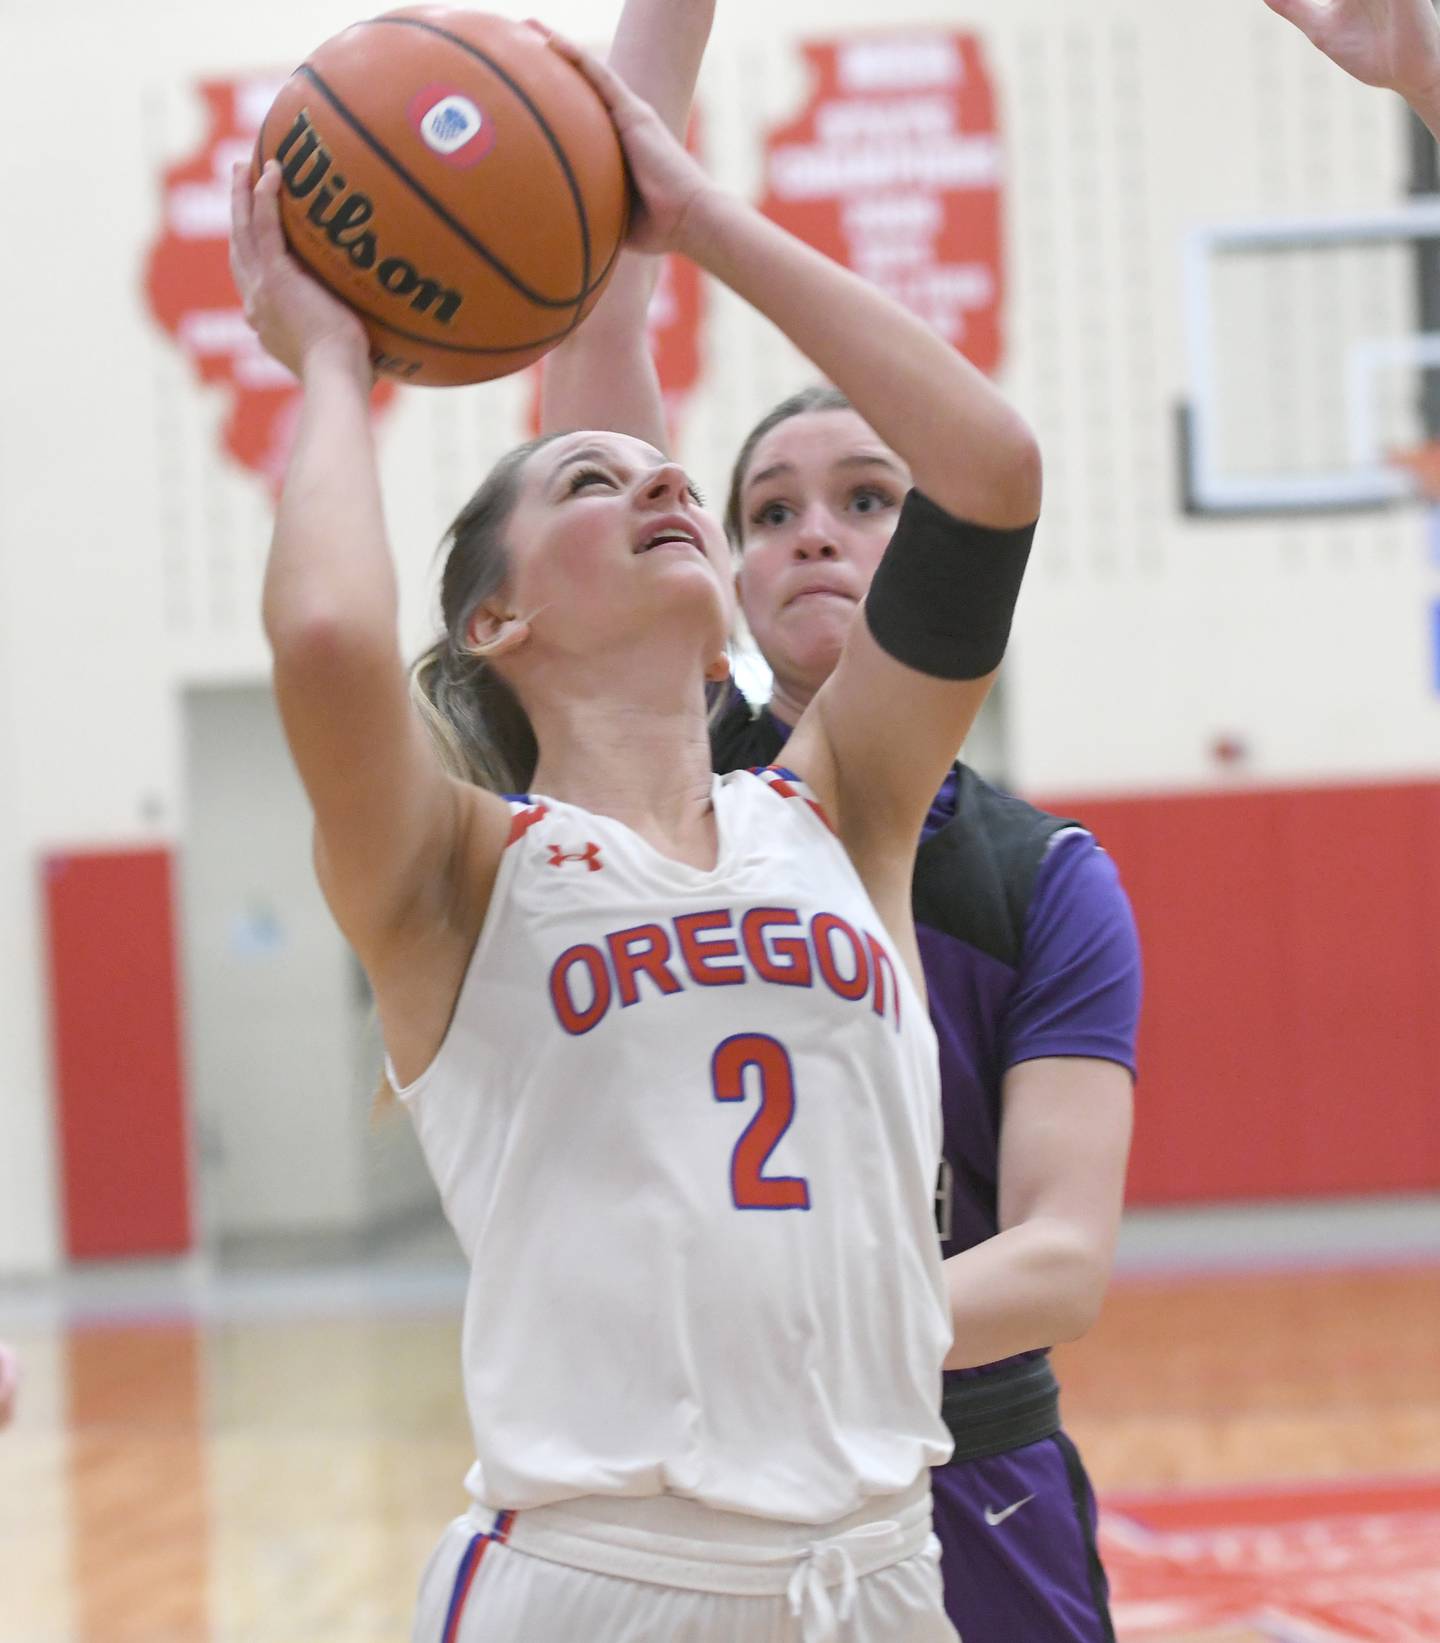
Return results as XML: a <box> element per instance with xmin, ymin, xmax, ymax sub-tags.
<box><xmin>254</xmin><ymin>7</ymin><xmax>630</xmax><ymax>386</ymax></box>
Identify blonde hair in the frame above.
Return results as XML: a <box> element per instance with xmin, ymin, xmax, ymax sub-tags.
<box><xmin>410</xmin><ymin>434</ymin><xmax>566</xmax><ymax>793</ymax></box>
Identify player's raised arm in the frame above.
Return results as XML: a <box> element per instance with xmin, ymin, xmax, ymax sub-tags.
<box><xmin>539</xmin><ymin>0</ymin><xmax>716</xmax><ymax>449</ymax></box>
<box><xmin>1262</xmin><ymin>0</ymin><xmax>1440</xmax><ymax>137</ymax></box>
<box><xmin>231</xmin><ymin>161</ymin><xmax>510</xmax><ymax>959</ymax></box>
<box><xmin>554</xmin><ymin>36</ymin><xmax>1040</xmax><ymax>871</ymax></box>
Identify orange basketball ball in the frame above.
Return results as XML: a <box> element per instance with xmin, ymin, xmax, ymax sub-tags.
<box><xmin>255</xmin><ymin>8</ymin><xmax>630</xmax><ymax>386</ymax></box>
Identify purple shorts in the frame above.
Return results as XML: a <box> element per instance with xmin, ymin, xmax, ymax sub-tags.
<box><xmin>932</xmin><ymin>1431</ymin><xmax>1113</xmax><ymax>1643</ymax></box>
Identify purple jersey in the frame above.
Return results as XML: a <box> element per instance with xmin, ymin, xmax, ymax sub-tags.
<box><xmin>921</xmin><ymin>771</ymin><xmax>1141</xmax><ymax>1273</ymax></box>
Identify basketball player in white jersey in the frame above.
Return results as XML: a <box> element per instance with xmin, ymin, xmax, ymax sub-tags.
<box><xmin>230</xmin><ymin>30</ymin><xmax>1040</xmax><ymax>1643</ymax></box>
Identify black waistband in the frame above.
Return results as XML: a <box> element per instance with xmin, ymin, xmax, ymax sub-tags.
<box><xmin>940</xmin><ymin>1355</ymin><xmax>1061</xmax><ymax>1463</ymax></box>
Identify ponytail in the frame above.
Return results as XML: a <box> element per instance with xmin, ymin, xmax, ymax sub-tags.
<box><xmin>410</xmin><ymin>638</ymin><xmax>536</xmax><ymax>795</ymax></box>
<box><xmin>409</xmin><ymin>433</ymin><xmax>564</xmax><ymax>795</ymax></box>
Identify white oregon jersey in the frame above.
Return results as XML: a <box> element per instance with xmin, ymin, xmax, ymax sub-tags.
<box><xmin>392</xmin><ymin>766</ymin><xmax>953</xmax><ymax>1524</ymax></box>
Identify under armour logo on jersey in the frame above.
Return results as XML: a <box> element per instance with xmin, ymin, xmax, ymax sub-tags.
<box><xmin>547</xmin><ymin>842</ymin><xmax>604</xmax><ymax>872</ymax></box>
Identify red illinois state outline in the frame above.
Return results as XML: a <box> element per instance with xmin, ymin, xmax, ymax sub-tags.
<box><xmin>144</xmin><ymin>78</ymin><xmax>396</xmax><ymax>491</ymax></box>
<box><xmin>760</xmin><ymin>33</ymin><xmax>1004</xmax><ymax>375</ymax></box>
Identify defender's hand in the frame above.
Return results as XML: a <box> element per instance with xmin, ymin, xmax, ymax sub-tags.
<box><xmin>1262</xmin><ymin>0</ymin><xmax>1440</xmax><ymax>103</ymax></box>
<box><xmin>230</xmin><ymin>161</ymin><xmax>372</xmax><ymax>382</ymax></box>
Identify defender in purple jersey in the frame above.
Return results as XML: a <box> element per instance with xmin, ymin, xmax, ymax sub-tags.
<box><xmin>703</xmin><ymin>386</ymin><xmax>1137</xmax><ymax>1643</ymax></box>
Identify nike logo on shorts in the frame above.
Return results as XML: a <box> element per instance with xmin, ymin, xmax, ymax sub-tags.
<box><xmin>983</xmin><ymin>1493</ymin><xmax>1036</xmax><ymax>1527</ymax></box>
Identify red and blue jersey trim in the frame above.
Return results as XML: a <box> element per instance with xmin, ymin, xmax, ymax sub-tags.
<box><xmin>505</xmin><ymin>801</ymin><xmax>549</xmax><ymax>846</ymax></box>
<box><xmin>439</xmin><ymin>1510</ymin><xmax>515</xmax><ymax>1643</ymax></box>
<box><xmin>749</xmin><ymin>765</ymin><xmax>836</xmax><ymax>835</ymax></box>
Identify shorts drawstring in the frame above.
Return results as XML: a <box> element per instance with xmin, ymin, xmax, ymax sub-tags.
<box><xmin>785</xmin><ymin>1519</ymin><xmax>900</xmax><ymax>1643</ymax></box>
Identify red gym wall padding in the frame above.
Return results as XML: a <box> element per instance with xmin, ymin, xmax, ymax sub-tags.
<box><xmin>1036</xmin><ymin>779</ymin><xmax>1440</xmax><ymax>1205</ymax></box>
<box><xmin>42</xmin><ymin>847</ymin><xmax>194</xmax><ymax>1258</ymax></box>
<box><xmin>34</xmin><ymin>786</ymin><xmax>1439</xmax><ymax>1238</ymax></box>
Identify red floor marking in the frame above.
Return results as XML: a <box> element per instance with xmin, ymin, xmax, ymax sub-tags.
<box><xmin>1101</xmin><ymin>1476</ymin><xmax>1440</xmax><ymax>1642</ymax></box>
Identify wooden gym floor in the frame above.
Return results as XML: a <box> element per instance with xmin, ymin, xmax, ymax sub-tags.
<box><xmin>3</xmin><ymin>1212</ymin><xmax>1439</xmax><ymax>1642</ymax></box>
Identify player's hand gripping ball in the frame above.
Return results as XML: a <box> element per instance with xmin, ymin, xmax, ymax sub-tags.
<box><xmin>253</xmin><ymin>7</ymin><xmax>630</xmax><ymax>386</ymax></box>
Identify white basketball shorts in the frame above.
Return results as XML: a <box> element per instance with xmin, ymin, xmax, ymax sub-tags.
<box><xmin>412</xmin><ymin>1476</ymin><xmax>958</xmax><ymax>1643</ymax></box>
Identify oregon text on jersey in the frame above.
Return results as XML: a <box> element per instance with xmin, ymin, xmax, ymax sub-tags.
<box><xmin>547</xmin><ymin>905</ymin><xmax>905</xmax><ymax>1036</ymax></box>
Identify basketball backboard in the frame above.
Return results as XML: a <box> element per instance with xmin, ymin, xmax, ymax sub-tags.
<box><xmin>1178</xmin><ymin>196</ymin><xmax>1440</xmax><ymax>517</ymax></box>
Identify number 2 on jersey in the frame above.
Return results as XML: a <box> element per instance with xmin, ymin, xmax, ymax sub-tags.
<box><xmin>711</xmin><ymin>1033</ymin><xmax>811</xmax><ymax>1211</ymax></box>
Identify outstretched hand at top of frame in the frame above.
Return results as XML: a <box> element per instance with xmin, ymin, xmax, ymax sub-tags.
<box><xmin>1262</xmin><ymin>0</ymin><xmax>1440</xmax><ymax>104</ymax></box>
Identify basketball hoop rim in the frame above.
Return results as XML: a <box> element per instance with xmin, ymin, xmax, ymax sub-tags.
<box><xmin>1388</xmin><ymin>442</ymin><xmax>1440</xmax><ymax>502</ymax></box>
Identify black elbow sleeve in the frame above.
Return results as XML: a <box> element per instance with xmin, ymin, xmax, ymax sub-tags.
<box><xmin>863</xmin><ymin>489</ymin><xmax>1036</xmax><ymax>680</ymax></box>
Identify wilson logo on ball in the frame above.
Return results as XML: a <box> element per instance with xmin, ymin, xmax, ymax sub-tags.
<box><xmin>275</xmin><ymin>109</ymin><xmax>463</xmax><ymax>325</ymax></box>
<box><xmin>409</xmin><ymin>85</ymin><xmax>495</xmax><ymax>168</ymax></box>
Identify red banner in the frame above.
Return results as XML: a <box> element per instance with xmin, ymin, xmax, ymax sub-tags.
<box><xmin>759</xmin><ymin>34</ymin><xmax>1004</xmax><ymax>374</ymax></box>
<box><xmin>145</xmin><ymin>78</ymin><xmax>396</xmax><ymax>491</ymax></box>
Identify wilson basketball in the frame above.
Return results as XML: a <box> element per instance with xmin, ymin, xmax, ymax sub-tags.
<box><xmin>254</xmin><ymin>7</ymin><xmax>630</xmax><ymax>386</ymax></box>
